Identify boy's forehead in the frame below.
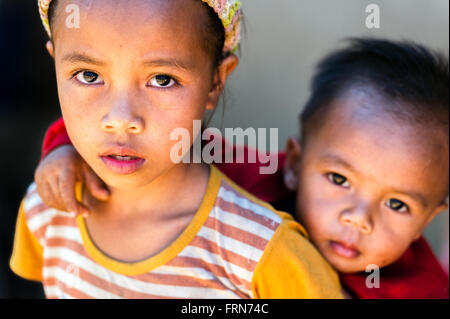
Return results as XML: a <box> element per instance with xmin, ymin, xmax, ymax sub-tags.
<box><xmin>304</xmin><ymin>91</ymin><xmax>449</xmax><ymax>202</ymax></box>
<box><xmin>312</xmin><ymin>87</ymin><xmax>446</xmax><ymax>148</ymax></box>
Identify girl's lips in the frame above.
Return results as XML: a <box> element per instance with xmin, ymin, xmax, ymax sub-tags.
<box><xmin>100</xmin><ymin>155</ymin><xmax>146</xmax><ymax>175</ymax></box>
<box><xmin>329</xmin><ymin>241</ymin><xmax>361</xmax><ymax>259</ymax></box>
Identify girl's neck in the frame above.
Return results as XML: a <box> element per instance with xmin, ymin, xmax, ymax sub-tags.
<box><xmin>85</xmin><ymin>163</ymin><xmax>211</xmax><ymax>221</ymax></box>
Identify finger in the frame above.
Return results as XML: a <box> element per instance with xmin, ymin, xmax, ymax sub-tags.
<box><xmin>34</xmin><ymin>165</ymin><xmax>52</xmax><ymax>202</ymax></box>
<box><xmin>83</xmin><ymin>165</ymin><xmax>110</xmax><ymax>201</ymax></box>
<box><xmin>59</xmin><ymin>169</ymin><xmax>85</xmax><ymax>216</ymax></box>
<box><xmin>41</xmin><ymin>180</ymin><xmax>66</xmax><ymax>211</ymax></box>
<box><xmin>49</xmin><ymin>176</ymin><xmax>67</xmax><ymax>211</ymax></box>
<box><xmin>36</xmin><ymin>182</ymin><xmax>61</xmax><ymax>209</ymax></box>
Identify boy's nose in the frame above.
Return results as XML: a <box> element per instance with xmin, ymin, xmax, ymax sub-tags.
<box><xmin>339</xmin><ymin>207</ymin><xmax>373</xmax><ymax>234</ymax></box>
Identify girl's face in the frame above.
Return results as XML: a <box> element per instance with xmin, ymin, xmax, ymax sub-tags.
<box><xmin>287</xmin><ymin>92</ymin><xmax>449</xmax><ymax>274</ymax></box>
<box><xmin>49</xmin><ymin>0</ymin><xmax>237</xmax><ymax>189</ymax></box>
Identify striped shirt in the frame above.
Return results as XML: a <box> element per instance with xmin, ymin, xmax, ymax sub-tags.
<box><xmin>10</xmin><ymin>165</ymin><xmax>342</xmax><ymax>299</ymax></box>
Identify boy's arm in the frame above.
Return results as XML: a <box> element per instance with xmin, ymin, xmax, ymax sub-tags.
<box><xmin>41</xmin><ymin>117</ymin><xmax>71</xmax><ymax>160</ymax></box>
<box><xmin>41</xmin><ymin>119</ymin><xmax>293</xmax><ymax>203</ymax></box>
<box><xmin>251</xmin><ymin>212</ymin><xmax>343</xmax><ymax>299</ymax></box>
<box><xmin>9</xmin><ymin>200</ymin><xmax>44</xmax><ymax>282</ymax></box>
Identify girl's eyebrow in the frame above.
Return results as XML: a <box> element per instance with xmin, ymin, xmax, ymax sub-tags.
<box><xmin>142</xmin><ymin>59</ymin><xmax>192</xmax><ymax>71</ymax></box>
<box><xmin>62</xmin><ymin>52</ymin><xmax>192</xmax><ymax>71</ymax></box>
<box><xmin>62</xmin><ymin>53</ymin><xmax>106</xmax><ymax>66</ymax></box>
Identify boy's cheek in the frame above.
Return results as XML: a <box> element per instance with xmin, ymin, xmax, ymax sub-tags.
<box><xmin>296</xmin><ymin>199</ymin><xmax>331</xmax><ymax>241</ymax></box>
<box><xmin>297</xmin><ymin>184</ymin><xmax>336</xmax><ymax>222</ymax></box>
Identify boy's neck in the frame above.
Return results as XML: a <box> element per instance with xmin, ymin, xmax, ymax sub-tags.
<box><xmin>84</xmin><ymin>163</ymin><xmax>211</xmax><ymax>221</ymax></box>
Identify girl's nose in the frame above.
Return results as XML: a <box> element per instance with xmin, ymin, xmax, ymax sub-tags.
<box><xmin>339</xmin><ymin>207</ymin><xmax>373</xmax><ymax>234</ymax></box>
<box><xmin>101</xmin><ymin>104</ymin><xmax>145</xmax><ymax>134</ymax></box>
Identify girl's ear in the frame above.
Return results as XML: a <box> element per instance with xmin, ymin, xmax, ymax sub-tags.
<box><xmin>413</xmin><ymin>199</ymin><xmax>449</xmax><ymax>241</ymax></box>
<box><xmin>46</xmin><ymin>40</ymin><xmax>55</xmax><ymax>58</ymax></box>
<box><xmin>205</xmin><ymin>54</ymin><xmax>239</xmax><ymax>110</ymax></box>
<box><xmin>283</xmin><ymin>137</ymin><xmax>302</xmax><ymax>191</ymax></box>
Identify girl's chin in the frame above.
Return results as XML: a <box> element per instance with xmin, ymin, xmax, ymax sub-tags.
<box><xmin>108</xmin><ymin>179</ymin><xmax>146</xmax><ymax>189</ymax></box>
<box><xmin>97</xmin><ymin>173</ymin><xmax>146</xmax><ymax>188</ymax></box>
<box><xmin>101</xmin><ymin>171</ymin><xmax>167</xmax><ymax>190</ymax></box>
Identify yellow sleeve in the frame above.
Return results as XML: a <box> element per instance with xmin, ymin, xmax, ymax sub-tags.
<box><xmin>252</xmin><ymin>213</ymin><xmax>343</xmax><ymax>299</ymax></box>
<box><xmin>9</xmin><ymin>200</ymin><xmax>44</xmax><ymax>282</ymax></box>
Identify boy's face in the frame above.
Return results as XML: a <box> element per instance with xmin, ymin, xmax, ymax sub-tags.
<box><xmin>290</xmin><ymin>91</ymin><xmax>449</xmax><ymax>273</ymax></box>
<box><xmin>49</xmin><ymin>0</ymin><xmax>236</xmax><ymax>189</ymax></box>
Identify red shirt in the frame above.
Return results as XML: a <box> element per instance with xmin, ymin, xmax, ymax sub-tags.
<box><xmin>41</xmin><ymin>118</ymin><xmax>449</xmax><ymax>299</ymax></box>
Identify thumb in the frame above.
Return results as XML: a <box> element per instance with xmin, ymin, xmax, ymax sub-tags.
<box><xmin>82</xmin><ymin>165</ymin><xmax>110</xmax><ymax>201</ymax></box>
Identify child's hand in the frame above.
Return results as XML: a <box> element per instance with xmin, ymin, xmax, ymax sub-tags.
<box><xmin>34</xmin><ymin>145</ymin><xmax>109</xmax><ymax>217</ymax></box>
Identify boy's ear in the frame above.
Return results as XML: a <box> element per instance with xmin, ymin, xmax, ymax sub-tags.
<box><xmin>46</xmin><ymin>40</ymin><xmax>55</xmax><ymax>58</ymax></box>
<box><xmin>205</xmin><ymin>54</ymin><xmax>239</xmax><ymax>110</ymax></box>
<box><xmin>283</xmin><ymin>137</ymin><xmax>302</xmax><ymax>191</ymax></box>
<box><xmin>414</xmin><ymin>199</ymin><xmax>449</xmax><ymax>241</ymax></box>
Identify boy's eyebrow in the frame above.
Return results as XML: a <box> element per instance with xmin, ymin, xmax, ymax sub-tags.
<box><xmin>320</xmin><ymin>153</ymin><xmax>356</xmax><ymax>172</ymax></box>
<box><xmin>61</xmin><ymin>53</ymin><xmax>106</xmax><ymax>66</ymax></box>
<box><xmin>393</xmin><ymin>189</ymin><xmax>428</xmax><ymax>208</ymax></box>
<box><xmin>320</xmin><ymin>153</ymin><xmax>428</xmax><ymax>207</ymax></box>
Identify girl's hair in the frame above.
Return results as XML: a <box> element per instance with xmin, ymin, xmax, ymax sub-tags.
<box><xmin>47</xmin><ymin>0</ymin><xmax>226</xmax><ymax>68</ymax></box>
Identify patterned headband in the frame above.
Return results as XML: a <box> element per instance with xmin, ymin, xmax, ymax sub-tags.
<box><xmin>38</xmin><ymin>0</ymin><xmax>241</xmax><ymax>54</ymax></box>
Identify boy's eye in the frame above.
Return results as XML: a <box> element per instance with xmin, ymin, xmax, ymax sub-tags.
<box><xmin>386</xmin><ymin>199</ymin><xmax>409</xmax><ymax>213</ymax></box>
<box><xmin>327</xmin><ymin>173</ymin><xmax>350</xmax><ymax>188</ymax></box>
<box><xmin>75</xmin><ymin>71</ymin><xmax>104</xmax><ymax>85</ymax></box>
<box><xmin>149</xmin><ymin>75</ymin><xmax>176</xmax><ymax>88</ymax></box>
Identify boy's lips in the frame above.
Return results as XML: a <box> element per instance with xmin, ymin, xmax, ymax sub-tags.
<box><xmin>329</xmin><ymin>240</ymin><xmax>361</xmax><ymax>259</ymax></box>
<box><xmin>100</xmin><ymin>147</ymin><xmax>146</xmax><ymax>175</ymax></box>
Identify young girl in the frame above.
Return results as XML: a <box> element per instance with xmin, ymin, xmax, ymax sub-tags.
<box><xmin>9</xmin><ymin>0</ymin><xmax>342</xmax><ymax>299</ymax></box>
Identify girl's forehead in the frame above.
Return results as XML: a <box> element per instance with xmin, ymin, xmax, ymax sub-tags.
<box><xmin>53</xmin><ymin>0</ymin><xmax>207</xmax><ymax>36</ymax></box>
<box><xmin>52</xmin><ymin>0</ymin><xmax>211</xmax><ymax>61</ymax></box>
<box><xmin>41</xmin><ymin>0</ymin><xmax>242</xmax><ymax>54</ymax></box>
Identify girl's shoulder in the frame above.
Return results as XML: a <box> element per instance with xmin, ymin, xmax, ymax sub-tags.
<box><xmin>210</xmin><ymin>164</ymin><xmax>308</xmax><ymax>242</ymax></box>
<box><xmin>210</xmin><ymin>165</ymin><xmax>342</xmax><ymax>298</ymax></box>
<box><xmin>212</xmin><ymin>165</ymin><xmax>283</xmax><ymax>224</ymax></box>
<box><xmin>21</xmin><ymin>183</ymin><xmax>79</xmax><ymax>247</ymax></box>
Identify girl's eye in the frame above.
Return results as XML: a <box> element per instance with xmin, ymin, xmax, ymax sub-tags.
<box><xmin>149</xmin><ymin>75</ymin><xmax>176</xmax><ymax>88</ymax></box>
<box><xmin>386</xmin><ymin>199</ymin><xmax>409</xmax><ymax>214</ymax></box>
<box><xmin>327</xmin><ymin>173</ymin><xmax>351</xmax><ymax>188</ymax></box>
<box><xmin>75</xmin><ymin>71</ymin><xmax>103</xmax><ymax>85</ymax></box>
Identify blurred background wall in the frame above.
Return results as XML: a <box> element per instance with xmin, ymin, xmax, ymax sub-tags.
<box><xmin>0</xmin><ymin>0</ymin><xmax>448</xmax><ymax>298</ymax></box>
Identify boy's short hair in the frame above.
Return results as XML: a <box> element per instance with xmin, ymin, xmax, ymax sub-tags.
<box><xmin>300</xmin><ymin>38</ymin><xmax>449</xmax><ymax>144</ymax></box>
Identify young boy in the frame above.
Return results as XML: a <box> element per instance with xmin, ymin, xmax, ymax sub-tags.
<box><xmin>280</xmin><ymin>38</ymin><xmax>449</xmax><ymax>298</ymax></box>
<box><xmin>28</xmin><ymin>38</ymin><xmax>449</xmax><ymax>298</ymax></box>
